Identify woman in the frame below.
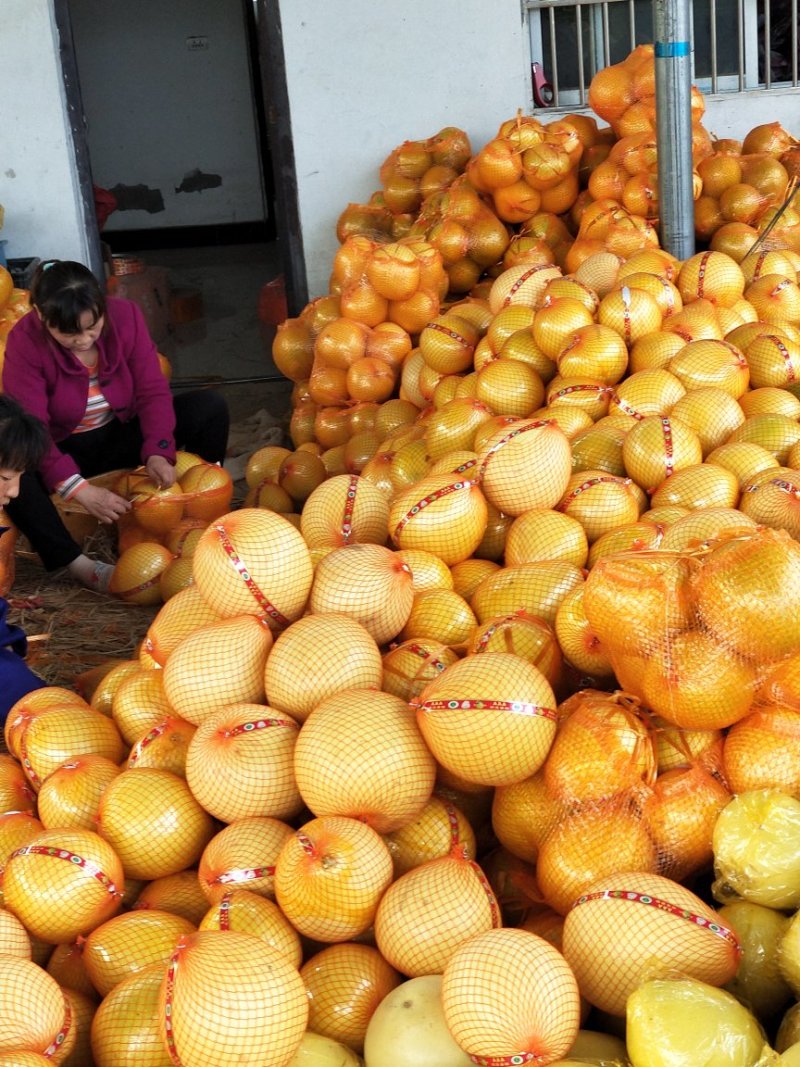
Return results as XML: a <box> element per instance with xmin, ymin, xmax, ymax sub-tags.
<box><xmin>2</xmin><ymin>260</ymin><xmax>229</xmax><ymax>590</ymax></box>
<box><xmin>0</xmin><ymin>394</ymin><xmax>47</xmax><ymax>721</ymax></box>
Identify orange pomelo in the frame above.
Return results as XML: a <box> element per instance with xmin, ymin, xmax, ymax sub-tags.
<box><xmin>0</xmin><ymin>957</ymin><xmax>70</xmax><ymax>1058</ymax></box>
<box><xmin>644</xmin><ymin>764</ymin><xmax>732</xmax><ymax>880</ymax></box>
<box><xmin>83</xmin><ymin>908</ymin><xmax>195</xmax><ymax>996</ymax></box>
<box><xmin>198</xmin><ymin>887</ymin><xmax>301</xmax><ymax>966</ymax></box>
<box><xmin>36</xmin><ymin>755</ymin><xmax>120</xmax><ymax>831</ymax></box>
<box><xmin>198</xmin><ymin>816</ymin><xmax>293</xmax><ymax>904</ymax></box>
<box><xmin>109</xmin><ymin>543</ymin><xmax>174</xmax><ymax>605</ymax></box>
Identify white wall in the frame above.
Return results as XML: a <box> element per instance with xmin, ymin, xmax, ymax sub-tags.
<box><xmin>703</xmin><ymin>89</ymin><xmax>800</xmax><ymax>141</ymax></box>
<box><xmin>0</xmin><ymin>0</ymin><xmax>89</xmax><ymax>263</ymax></box>
<box><xmin>69</xmin><ymin>0</ymin><xmax>265</xmax><ymax>232</ymax></box>
<box><xmin>278</xmin><ymin>0</ymin><xmax>531</xmax><ymax>298</ymax></box>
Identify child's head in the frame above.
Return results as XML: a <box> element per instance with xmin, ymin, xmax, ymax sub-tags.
<box><xmin>0</xmin><ymin>395</ymin><xmax>48</xmax><ymax>507</ymax></box>
<box><xmin>30</xmin><ymin>260</ymin><xmax>106</xmax><ymax>336</ymax></box>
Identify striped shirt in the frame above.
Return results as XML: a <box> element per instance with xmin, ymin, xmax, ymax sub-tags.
<box><xmin>55</xmin><ymin>361</ymin><xmax>114</xmax><ymax>501</ymax></box>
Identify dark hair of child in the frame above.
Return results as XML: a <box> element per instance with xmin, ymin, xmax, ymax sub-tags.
<box><xmin>29</xmin><ymin>260</ymin><xmax>106</xmax><ymax>336</ymax></box>
<box><xmin>0</xmin><ymin>394</ymin><xmax>49</xmax><ymax>472</ymax></box>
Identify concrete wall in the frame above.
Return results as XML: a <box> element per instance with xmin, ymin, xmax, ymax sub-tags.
<box><xmin>277</xmin><ymin>0</ymin><xmax>531</xmax><ymax>298</ymax></box>
<box><xmin>69</xmin><ymin>0</ymin><xmax>265</xmax><ymax>232</ymax></box>
<box><xmin>0</xmin><ymin>1</ymin><xmax>89</xmax><ymax>264</ymax></box>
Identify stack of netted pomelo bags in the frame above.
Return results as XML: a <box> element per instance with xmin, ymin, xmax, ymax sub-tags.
<box><xmin>336</xmin><ymin>126</ymin><xmax>472</xmax><ymax>244</ymax></box>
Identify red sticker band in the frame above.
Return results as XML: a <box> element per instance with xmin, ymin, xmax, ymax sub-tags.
<box><xmin>764</xmin><ymin>335</ymin><xmax>796</xmax><ymax>381</ymax></box>
<box><xmin>470</xmin><ymin>1053</ymin><xmax>540</xmax><ymax>1065</ymax></box>
<box><xmin>340</xmin><ymin>474</ymin><xmax>359</xmax><ymax>543</ymax></box>
<box><xmin>477</xmin><ymin>420</ymin><xmax>551</xmax><ymax>481</ymax></box>
<box><xmin>620</xmin><ymin>286</ymin><xmax>633</xmax><ymax>344</ymax></box>
<box><xmin>121</xmin><ymin>573</ymin><xmax>163</xmax><ymax>599</ymax></box>
<box><xmin>128</xmin><ymin>718</ymin><xmax>171</xmax><ymax>764</ymax></box>
<box><xmin>211</xmin><ymin>865</ymin><xmax>276</xmax><ymax>885</ymax></box>
<box><xmin>425</xmin><ymin>321</ymin><xmax>472</xmax><ymax>347</ymax></box>
<box><xmin>226</xmin><ymin>718</ymin><xmax>298</xmax><ymax>737</ymax></box>
<box><xmin>415</xmin><ymin>698</ymin><xmax>556</xmax><ymax>721</ymax></box>
<box><xmin>404</xmin><ymin>643</ymin><xmax>449</xmax><ymax>674</ymax></box>
<box><xmin>548</xmin><ymin>383</ymin><xmax>609</xmax><ymax>401</ymax></box>
<box><xmin>163</xmin><ymin>944</ymin><xmax>183</xmax><ymax>1066</ymax></box>
<box><xmin>572</xmin><ymin>889</ymin><xmax>741</xmax><ymax>954</ymax></box>
<box><xmin>10</xmin><ymin>844</ymin><xmax>122</xmax><ymax>898</ymax></box>
<box><xmin>296</xmin><ymin>831</ymin><xmax>317</xmax><ymax>857</ymax></box>
<box><xmin>502</xmin><ymin>264</ymin><xmax>556</xmax><ymax>308</ymax></box>
<box><xmin>43</xmin><ymin>994</ymin><xmax>72</xmax><ymax>1059</ymax></box>
<box><xmin>18</xmin><ymin>738</ymin><xmax>42</xmax><ymax>789</ymax></box>
<box><xmin>213</xmin><ymin>524</ymin><xmax>289</xmax><ymax>626</ymax></box>
<box><xmin>557</xmin><ymin>475</ymin><xmax>630</xmax><ymax>511</ymax></box>
<box><xmin>392</xmin><ymin>480</ymin><xmax>475</xmax><ymax>539</ymax></box>
<box><xmin>660</xmin><ymin>417</ymin><xmax>675</xmax><ymax>480</ymax></box>
<box><xmin>218</xmin><ymin>893</ymin><xmax>232</xmax><ymax>930</ymax></box>
<box><xmin>467</xmin><ymin>858</ymin><xmax>502</xmax><ymax>928</ymax></box>
<box><xmin>442</xmin><ymin>800</ymin><xmax>462</xmax><ymax>849</ymax></box>
<box><xmin>696</xmin><ymin>251</ymin><xmax>712</xmax><ymax>298</ymax></box>
<box><xmin>609</xmin><ymin>393</ymin><xmax>644</xmax><ymax>420</ymax></box>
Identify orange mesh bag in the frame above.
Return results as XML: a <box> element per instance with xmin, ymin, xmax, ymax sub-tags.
<box><xmin>643</xmin><ymin>763</ymin><xmax>731</xmax><ymax>880</ymax></box>
<box><xmin>96</xmin><ymin>768</ymin><xmax>215</xmax><ymax>881</ymax></box>
<box><xmin>155</xmin><ymin>930</ymin><xmax>308</xmax><ymax>1067</ymax></box>
<box><xmin>162</xmin><ymin>614</ymin><xmax>272</xmax><ymax>724</ymax></box>
<box><xmin>3</xmin><ymin>828</ymin><xmax>123</xmax><ymax>943</ymax></box>
<box><xmin>441</xmin><ymin>928</ymin><xmax>581</xmax><ymax>1064</ymax></box>
<box><xmin>15</xmin><ymin>704</ymin><xmax>124</xmax><ymax>792</ymax></box>
<box><xmin>197</xmin><ymin>816</ymin><xmax>293</xmax><ymax>904</ymax></box>
<box><xmin>383</xmin><ymin>794</ymin><xmax>477</xmax><ymax>876</ymax></box>
<box><xmin>476</xmin><ymin>418</ymin><xmax>572</xmax><ymax>516</ymax></box>
<box><xmin>191</xmin><ymin>509</ymin><xmax>313</xmax><ymax>629</ymax></box>
<box><xmin>89</xmin><ymin>960</ymin><xmax>170</xmax><ymax>1067</ymax></box>
<box><xmin>83</xmin><ymin>908</ymin><xmax>196</xmax><ymax>996</ymax></box>
<box><xmin>309</xmin><ymin>544</ymin><xmax>414</xmax><ymax>645</ymax></box>
<box><xmin>132</xmin><ymin>870</ymin><xmax>210</xmax><ymax>925</ymax></box>
<box><xmin>374</xmin><ymin>850</ymin><xmax>500</xmax><ymax>976</ymax></box>
<box><xmin>198</xmin><ymin>888</ymin><xmax>302</xmax><ymax>967</ymax></box>
<box><xmin>413</xmin><ymin>651</ymin><xmax>557</xmax><ymax>787</ymax></box>
<box><xmin>0</xmin><ymin>957</ymin><xmax>71</xmax><ymax>1058</ymax></box>
<box><xmin>536</xmin><ymin>797</ymin><xmax>659</xmax><ymax>915</ymax></box>
<box><xmin>542</xmin><ymin>689</ymin><xmax>656</xmax><ymax>807</ymax></box>
<box><xmin>300</xmin><ymin>473</ymin><xmax>389</xmax><ymax>548</ymax></box>
<box><xmin>388</xmin><ymin>472</ymin><xmax>489</xmax><ymax>566</ymax></box>
<box><xmin>126</xmin><ymin>714</ymin><xmax>196</xmax><ymax>776</ymax></box>
<box><xmin>562</xmin><ymin>871</ymin><xmax>741</xmax><ymax>1017</ymax></box>
<box><xmin>0</xmin><ymin>752</ymin><xmax>36</xmax><ymax>814</ymax></box>
<box><xmin>300</xmin><ymin>943</ymin><xmax>402</xmax><ymax>1053</ymax></box>
<box><xmin>467</xmin><ymin>613</ymin><xmax>563</xmax><ymax>689</ymax></box>
<box><xmin>36</xmin><ymin>754</ymin><xmax>121</xmax><ymax>830</ymax></box>
<box><xmin>0</xmin><ymin>905</ymin><xmax>31</xmax><ymax>957</ymax></box>
<box><xmin>264</xmin><ymin>613</ymin><xmax>382</xmax><ymax>723</ymax></box>
<box><xmin>111</xmin><ymin>667</ymin><xmax>173</xmax><ymax>745</ymax></box>
<box><xmin>141</xmin><ymin>585</ymin><xmax>221</xmax><ymax>667</ymax></box>
<box><xmin>274</xmin><ymin>816</ymin><xmax>393</xmax><ymax>943</ymax></box>
<box><xmin>381</xmin><ymin>638</ymin><xmax>459</xmax><ymax>703</ymax></box>
<box><xmin>293</xmin><ymin>688</ymin><xmax>435</xmax><ymax>833</ymax></box>
<box><xmin>0</xmin><ymin>510</ymin><xmax>18</xmax><ymax>596</ymax></box>
<box><xmin>184</xmin><ymin>701</ymin><xmax>302</xmax><ymax>823</ymax></box>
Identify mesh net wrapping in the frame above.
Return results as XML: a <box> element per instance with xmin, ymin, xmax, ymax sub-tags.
<box><xmin>83</xmin><ymin>908</ymin><xmax>196</xmax><ymax>997</ymax></box>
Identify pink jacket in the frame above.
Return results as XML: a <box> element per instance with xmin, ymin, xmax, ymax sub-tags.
<box><xmin>3</xmin><ymin>298</ymin><xmax>176</xmax><ymax>492</ymax></box>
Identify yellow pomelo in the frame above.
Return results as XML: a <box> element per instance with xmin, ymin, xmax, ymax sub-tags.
<box><xmin>0</xmin><ymin>957</ymin><xmax>69</xmax><ymax>1058</ymax></box>
<box><xmin>554</xmin><ymin>583</ymin><xmax>615</xmax><ymax>679</ymax></box>
<box><xmin>36</xmin><ymin>754</ymin><xmax>121</xmax><ymax>831</ymax></box>
<box><xmin>721</xmin><ymin>900</ymin><xmax>792</xmax><ymax>1019</ymax></box>
<box><xmin>109</xmin><ymin>543</ymin><xmax>174</xmax><ymax>606</ymax></box>
<box><xmin>414</xmin><ymin>652</ymin><xmax>557</xmax><ymax>787</ymax></box>
<box><xmin>198</xmin><ymin>816</ymin><xmax>293</xmax><ymax>904</ymax></box>
<box><xmin>301</xmin><ymin>473</ymin><xmax>390</xmax><ymax>548</ymax></box>
<box><xmin>477</xmin><ymin>418</ymin><xmax>572</xmax><ymax>516</ymax></box>
<box><xmin>389</xmin><ymin>472</ymin><xmax>489</xmax><ymax>565</ymax></box>
<box><xmin>739</xmin><ymin>466</ymin><xmax>800</xmax><ymax>540</ymax></box>
<box><xmin>199</xmin><ymin>888</ymin><xmax>302</xmax><ymax>967</ymax></box>
<box><xmin>162</xmin><ymin>612</ymin><xmax>271</xmax><ymax>721</ymax></box>
<box><xmin>364</xmin><ymin>975</ymin><xmax>473</xmax><ymax>1067</ymax></box>
<box><xmin>557</xmin><ymin>469</ymin><xmax>645</xmax><ymax>542</ymax></box>
<box><xmin>192</xmin><ymin>508</ymin><xmax>313</xmax><ymax>628</ymax></box>
<box><xmin>83</xmin><ymin>908</ymin><xmax>195</xmax><ymax>996</ymax></box>
<box><xmin>650</xmin><ymin>462</ymin><xmax>740</xmax><ymax>510</ymax></box>
<box><xmin>18</xmin><ymin>705</ymin><xmax>124</xmax><ymax>792</ymax></box>
<box><xmin>471</xmin><ymin>559</ymin><xmax>583</xmax><ymax>627</ymax></box>
<box><xmin>383</xmin><ymin>794</ymin><xmax>476</xmax><ymax>877</ymax></box>
<box><xmin>677</xmin><ymin>250</ymin><xmax>746</xmax><ymax>307</ymax></box>
<box><xmin>622</xmin><ymin>414</ymin><xmax>703</xmax><ymax>491</ymax></box>
<box><xmin>395</xmin><ymin>548</ymin><xmax>454</xmax><ymax>591</ymax></box>
<box><xmin>505</xmin><ymin>509</ymin><xmax>588</xmax><ymax>567</ymax></box>
<box><xmin>381</xmin><ymin>638</ymin><xmax>459</xmax><ymax>703</ymax></box>
<box><xmin>294</xmin><ymin>689</ymin><xmax>435</xmax><ymax>833</ymax></box>
<box><xmin>668</xmin><ymin>338</ymin><xmax>750</xmax><ymax>397</ymax></box>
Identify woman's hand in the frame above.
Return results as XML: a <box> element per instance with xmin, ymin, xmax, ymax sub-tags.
<box><xmin>145</xmin><ymin>455</ymin><xmax>177</xmax><ymax>489</ymax></box>
<box><xmin>73</xmin><ymin>483</ymin><xmax>132</xmax><ymax>524</ymax></box>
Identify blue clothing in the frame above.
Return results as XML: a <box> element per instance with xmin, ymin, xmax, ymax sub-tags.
<box><xmin>0</xmin><ymin>531</ymin><xmax>45</xmax><ymax>725</ymax></box>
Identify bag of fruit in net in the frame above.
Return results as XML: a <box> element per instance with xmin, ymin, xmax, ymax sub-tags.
<box><xmin>116</xmin><ymin>456</ymin><xmax>234</xmax><ymax>540</ymax></box>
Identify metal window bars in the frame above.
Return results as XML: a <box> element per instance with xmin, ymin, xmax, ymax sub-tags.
<box><xmin>524</xmin><ymin>0</ymin><xmax>799</xmax><ymax>107</ymax></box>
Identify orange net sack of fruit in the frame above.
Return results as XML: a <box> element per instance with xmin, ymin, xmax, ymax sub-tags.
<box><xmin>0</xmin><ymin>511</ymin><xmax>18</xmax><ymax>596</ymax></box>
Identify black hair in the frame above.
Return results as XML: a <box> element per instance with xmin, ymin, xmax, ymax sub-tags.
<box><xmin>0</xmin><ymin>395</ymin><xmax>48</xmax><ymax>472</ymax></box>
<box><xmin>29</xmin><ymin>260</ymin><xmax>106</xmax><ymax>335</ymax></box>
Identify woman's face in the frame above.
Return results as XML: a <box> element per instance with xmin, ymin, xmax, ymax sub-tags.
<box><xmin>0</xmin><ymin>468</ymin><xmax>22</xmax><ymax>507</ymax></box>
<box><xmin>44</xmin><ymin>309</ymin><xmax>105</xmax><ymax>353</ymax></box>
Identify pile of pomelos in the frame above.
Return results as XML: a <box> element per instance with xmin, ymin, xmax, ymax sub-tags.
<box><xmin>4</xmin><ymin>46</ymin><xmax>800</xmax><ymax>1067</ymax></box>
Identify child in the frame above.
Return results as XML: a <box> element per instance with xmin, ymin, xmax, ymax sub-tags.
<box><xmin>0</xmin><ymin>395</ymin><xmax>48</xmax><ymax>727</ymax></box>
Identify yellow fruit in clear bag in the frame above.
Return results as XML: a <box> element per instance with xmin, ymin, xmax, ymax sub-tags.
<box><xmin>713</xmin><ymin>790</ymin><xmax>800</xmax><ymax>910</ymax></box>
<box><xmin>720</xmin><ymin>900</ymin><xmax>791</xmax><ymax>1019</ymax></box>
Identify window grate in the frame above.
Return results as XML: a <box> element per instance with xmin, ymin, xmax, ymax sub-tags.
<box><xmin>524</xmin><ymin>0</ymin><xmax>799</xmax><ymax>107</ymax></box>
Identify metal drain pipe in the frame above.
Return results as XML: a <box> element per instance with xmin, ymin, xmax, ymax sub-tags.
<box><xmin>653</xmin><ymin>0</ymin><xmax>696</xmax><ymax>260</ymax></box>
